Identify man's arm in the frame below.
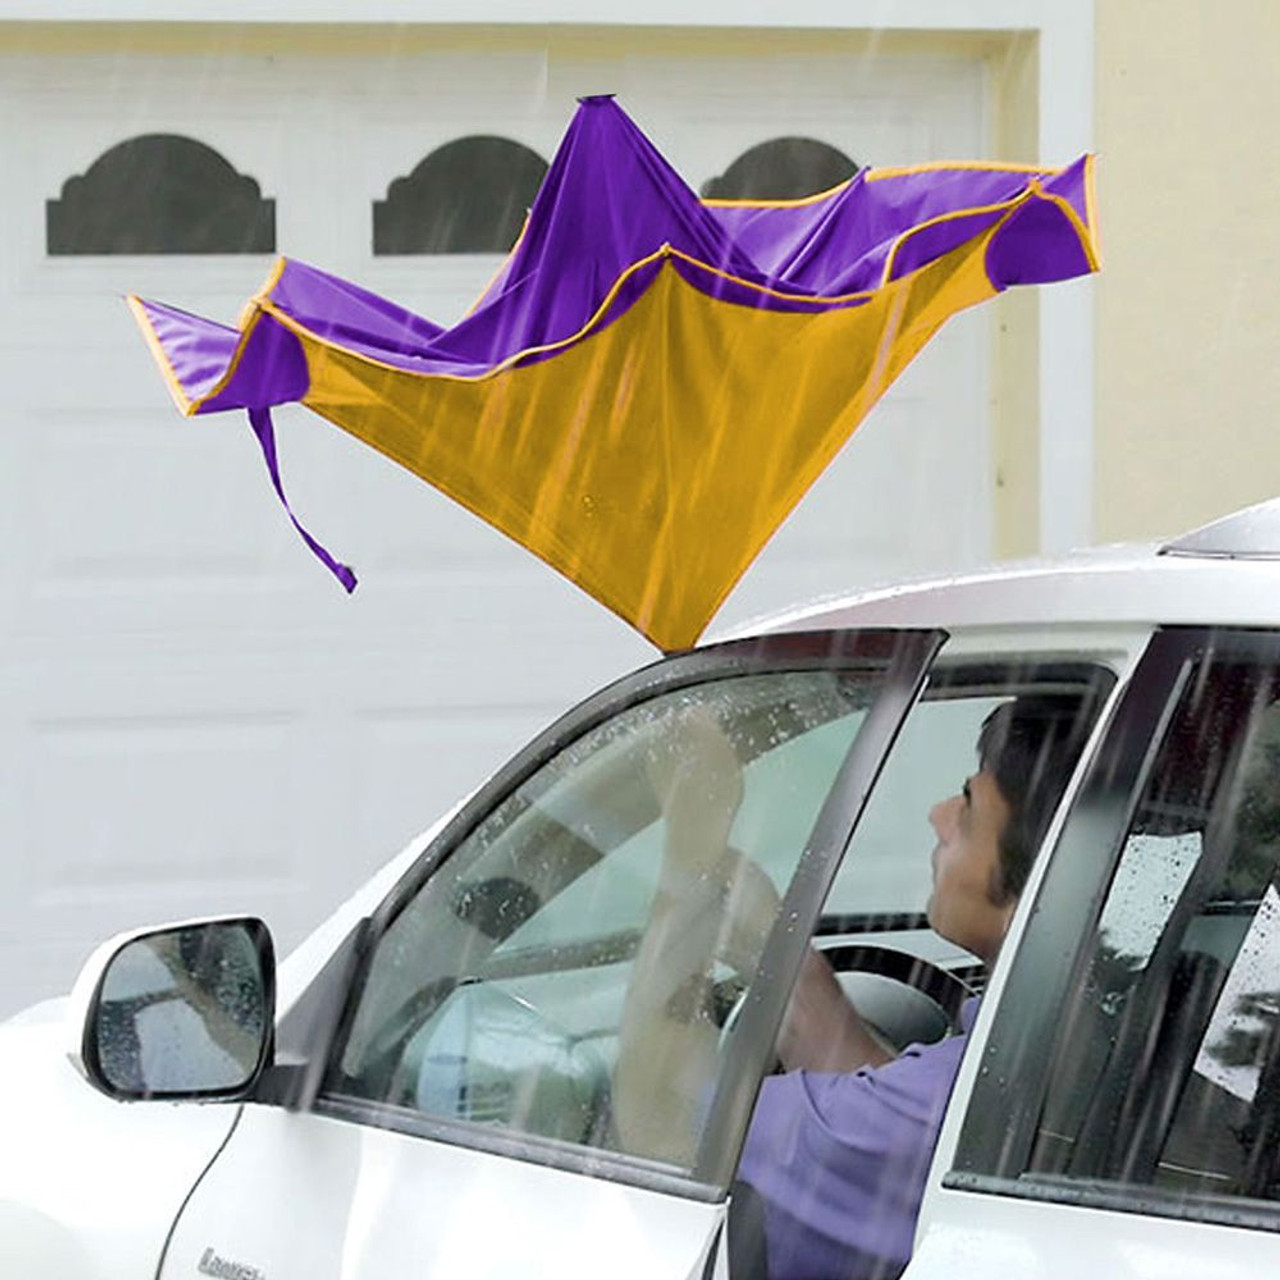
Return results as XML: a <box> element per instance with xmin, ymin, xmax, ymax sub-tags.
<box><xmin>612</xmin><ymin>708</ymin><xmax>746</xmax><ymax>1165</ymax></box>
<box><xmin>777</xmin><ymin>947</ymin><xmax>895</xmax><ymax>1072</ymax></box>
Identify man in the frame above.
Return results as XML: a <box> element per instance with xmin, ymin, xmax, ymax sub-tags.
<box><xmin>737</xmin><ymin>695</ymin><xmax>1090</xmax><ymax>1280</ymax></box>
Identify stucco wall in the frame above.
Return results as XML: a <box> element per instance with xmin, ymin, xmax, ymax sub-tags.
<box><xmin>1094</xmin><ymin>1</ymin><xmax>1280</xmax><ymax>541</ymax></box>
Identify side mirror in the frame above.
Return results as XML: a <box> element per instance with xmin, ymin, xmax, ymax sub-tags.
<box><xmin>68</xmin><ymin>916</ymin><xmax>275</xmax><ymax>1101</ymax></box>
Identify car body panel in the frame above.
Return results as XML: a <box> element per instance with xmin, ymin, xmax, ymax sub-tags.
<box><xmin>725</xmin><ymin>545</ymin><xmax>1280</xmax><ymax>637</ymax></box>
<box><xmin>911</xmin><ymin>1190</ymin><xmax>1262</xmax><ymax>1280</ymax></box>
<box><xmin>0</xmin><ymin>1002</ymin><xmax>237</xmax><ymax>1280</ymax></box>
<box><xmin>157</xmin><ymin>1104</ymin><xmax>725</xmax><ymax>1280</ymax></box>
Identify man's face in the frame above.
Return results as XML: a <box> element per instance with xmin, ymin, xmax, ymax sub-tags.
<box><xmin>926</xmin><ymin>769</ymin><xmax>1015</xmax><ymax>963</ymax></box>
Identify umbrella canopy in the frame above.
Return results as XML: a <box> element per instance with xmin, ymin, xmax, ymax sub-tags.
<box><xmin>130</xmin><ymin>95</ymin><xmax>1099</xmax><ymax>651</ymax></box>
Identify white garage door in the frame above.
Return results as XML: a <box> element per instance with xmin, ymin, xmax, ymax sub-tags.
<box><xmin>0</xmin><ymin>37</ymin><xmax>987</xmax><ymax>1016</ymax></box>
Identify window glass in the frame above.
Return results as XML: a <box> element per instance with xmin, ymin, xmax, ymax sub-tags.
<box><xmin>825</xmin><ymin>664</ymin><xmax>1111</xmax><ymax>925</ymax></box>
<box><xmin>328</xmin><ymin>667</ymin><xmax>881</xmax><ymax>1170</ymax></box>
<box><xmin>812</xmin><ymin>664</ymin><xmax>1111</xmax><ymax>1052</ymax></box>
<box><xmin>372</xmin><ymin>136</ymin><xmax>547</xmax><ymax>254</ymax></box>
<box><xmin>701</xmin><ymin>137</ymin><xmax>859</xmax><ymax>200</ymax></box>
<box><xmin>47</xmin><ymin>134</ymin><xmax>275</xmax><ymax>255</ymax></box>
<box><xmin>1023</xmin><ymin>650</ymin><xmax>1280</xmax><ymax>1204</ymax></box>
<box><xmin>825</xmin><ymin>691</ymin><xmax>1010</xmax><ymax>920</ymax></box>
<box><xmin>1094</xmin><ymin>832</ymin><xmax>1202</xmax><ymax>973</ymax></box>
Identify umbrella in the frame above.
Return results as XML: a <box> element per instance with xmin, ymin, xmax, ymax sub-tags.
<box><xmin>130</xmin><ymin>95</ymin><xmax>1099</xmax><ymax>651</ymax></box>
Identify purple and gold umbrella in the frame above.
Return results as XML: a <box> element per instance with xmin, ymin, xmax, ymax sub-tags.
<box><xmin>130</xmin><ymin>95</ymin><xmax>1099</xmax><ymax>651</ymax></box>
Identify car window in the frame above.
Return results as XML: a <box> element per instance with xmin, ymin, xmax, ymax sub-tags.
<box><xmin>744</xmin><ymin>663</ymin><xmax>1111</xmax><ymax>1082</ymax></box>
<box><xmin>1027</xmin><ymin>654</ymin><xmax>1280</xmax><ymax>1199</ymax></box>
<box><xmin>825</xmin><ymin>691</ymin><xmax>1010</xmax><ymax>921</ymax></box>
<box><xmin>502</xmin><ymin>712</ymin><xmax>856</xmax><ymax>952</ymax></box>
<box><xmin>824</xmin><ymin>663</ymin><xmax>1111</xmax><ymax>931</ymax></box>
<box><xmin>958</xmin><ymin>631</ymin><xmax>1280</xmax><ymax>1219</ymax></box>
<box><xmin>324</xmin><ymin>662</ymin><xmax>894</xmax><ymax>1173</ymax></box>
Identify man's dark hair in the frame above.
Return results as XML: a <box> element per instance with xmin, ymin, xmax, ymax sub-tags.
<box><xmin>978</xmin><ymin>694</ymin><xmax>1094</xmax><ymax>904</ymax></box>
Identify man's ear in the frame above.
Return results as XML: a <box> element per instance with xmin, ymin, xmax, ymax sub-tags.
<box><xmin>986</xmin><ymin>857</ymin><xmax>1012</xmax><ymax>909</ymax></box>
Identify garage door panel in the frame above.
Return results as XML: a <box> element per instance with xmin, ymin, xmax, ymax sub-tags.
<box><xmin>16</xmin><ymin>68</ymin><xmax>291</xmax><ymax>191</ymax></box>
<box><xmin>8</xmin><ymin>264</ymin><xmax>278</xmax><ymax>327</ymax></box>
<box><xmin>10</xmin><ymin>406</ymin><xmax>302</xmax><ymax>638</ymax></box>
<box><xmin>346</xmin><ymin>704</ymin><xmax>553</xmax><ymax>877</ymax></box>
<box><xmin>7</xmin><ymin>706</ymin><xmax>307</xmax><ymax>994</ymax></box>
<box><xmin>24</xmin><ymin>406</ymin><xmax>276</xmax><ymax>573</ymax></box>
<box><xmin>616</xmin><ymin>53</ymin><xmax>981</xmax><ymax>174</ymax></box>
<box><xmin>358</xmin><ymin>49</ymin><xmax>555</xmax><ymax>118</ymax></box>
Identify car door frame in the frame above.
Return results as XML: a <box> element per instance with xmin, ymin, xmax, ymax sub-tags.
<box><xmin>912</xmin><ymin>625</ymin><xmax>1280</xmax><ymax>1280</ymax></box>
<box><xmin>254</xmin><ymin>626</ymin><xmax>947</xmax><ymax>1205</ymax></box>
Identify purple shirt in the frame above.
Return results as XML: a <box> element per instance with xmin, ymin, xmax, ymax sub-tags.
<box><xmin>737</xmin><ymin>1000</ymin><xmax>977</xmax><ymax>1280</ymax></box>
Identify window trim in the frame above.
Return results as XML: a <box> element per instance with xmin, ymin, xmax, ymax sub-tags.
<box><xmin>295</xmin><ymin>626</ymin><xmax>945</xmax><ymax>1198</ymax></box>
<box><xmin>944</xmin><ymin>1169</ymin><xmax>1280</xmax><ymax>1236</ymax></box>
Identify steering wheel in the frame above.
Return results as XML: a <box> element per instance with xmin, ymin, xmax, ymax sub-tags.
<box><xmin>717</xmin><ymin>943</ymin><xmax>972</xmax><ymax>1055</ymax></box>
<box><xmin>820</xmin><ymin>942</ymin><xmax>971</xmax><ymax>1048</ymax></box>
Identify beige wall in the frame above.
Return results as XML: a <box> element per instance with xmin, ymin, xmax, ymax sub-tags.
<box><xmin>1094</xmin><ymin>1</ymin><xmax>1280</xmax><ymax>542</ymax></box>
<box><xmin>988</xmin><ymin>33</ymin><xmax>1041</xmax><ymax>558</ymax></box>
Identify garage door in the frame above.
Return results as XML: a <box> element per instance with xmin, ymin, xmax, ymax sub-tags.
<box><xmin>0</xmin><ymin>34</ymin><xmax>987</xmax><ymax>1016</ymax></box>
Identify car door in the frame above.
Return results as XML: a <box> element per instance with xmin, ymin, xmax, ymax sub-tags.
<box><xmin>915</xmin><ymin>626</ymin><xmax>1280</xmax><ymax>1279</ymax></box>
<box><xmin>154</xmin><ymin>628</ymin><xmax>942</xmax><ymax>1280</ymax></box>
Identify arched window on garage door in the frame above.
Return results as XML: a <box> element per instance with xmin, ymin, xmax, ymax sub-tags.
<box><xmin>373</xmin><ymin>136</ymin><xmax>548</xmax><ymax>255</ymax></box>
<box><xmin>46</xmin><ymin>134</ymin><xmax>275</xmax><ymax>255</ymax></box>
<box><xmin>701</xmin><ymin>137</ymin><xmax>859</xmax><ymax>201</ymax></box>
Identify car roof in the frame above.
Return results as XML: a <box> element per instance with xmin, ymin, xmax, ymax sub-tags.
<box><xmin>709</xmin><ymin>499</ymin><xmax>1280</xmax><ymax>641</ymax></box>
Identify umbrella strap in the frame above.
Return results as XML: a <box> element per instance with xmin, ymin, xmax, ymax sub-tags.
<box><xmin>247</xmin><ymin>406</ymin><xmax>357</xmax><ymax>594</ymax></box>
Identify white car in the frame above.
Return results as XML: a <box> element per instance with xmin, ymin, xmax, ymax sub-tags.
<box><xmin>6</xmin><ymin>500</ymin><xmax>1280</xmax><ymax>1280</ymax></box>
